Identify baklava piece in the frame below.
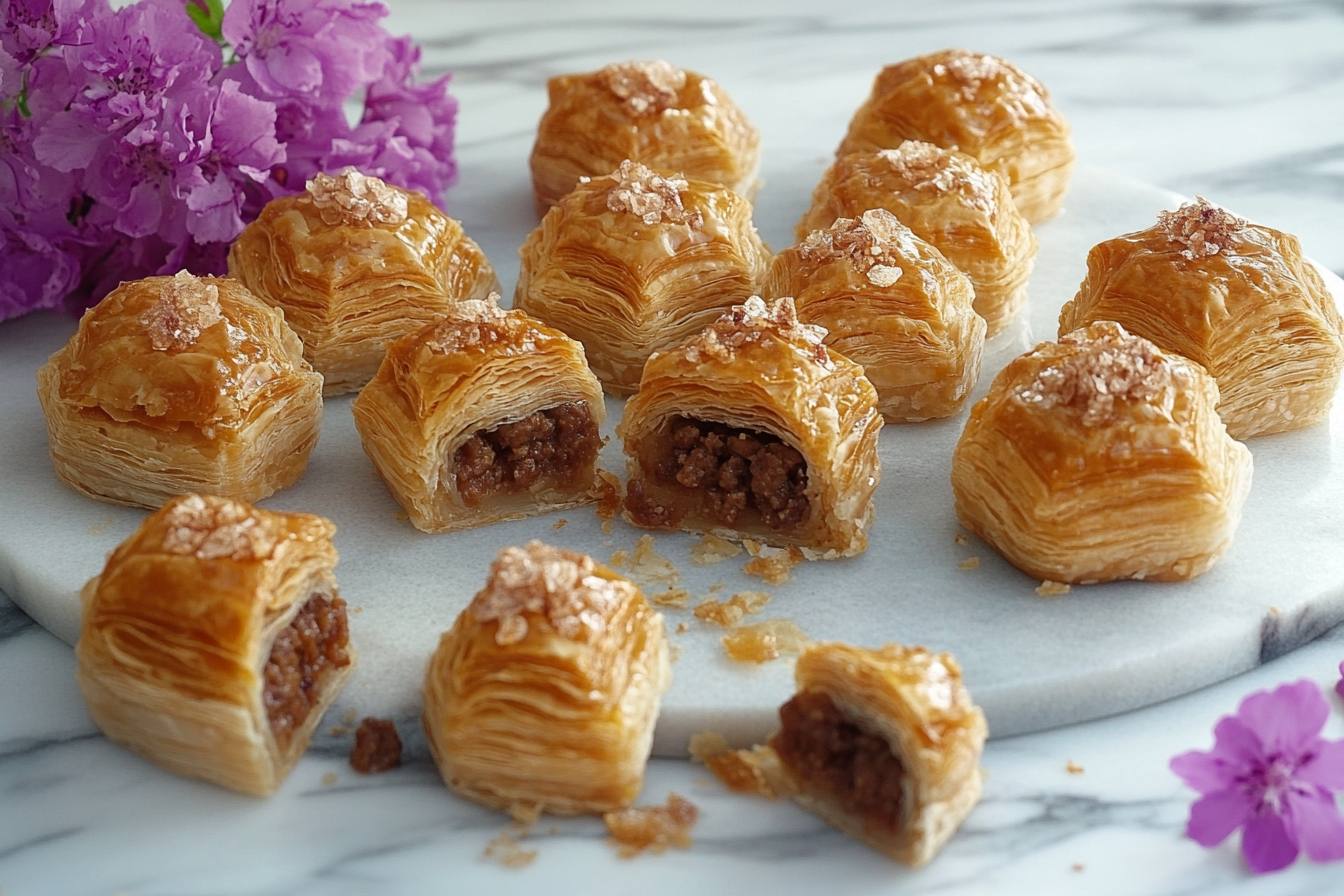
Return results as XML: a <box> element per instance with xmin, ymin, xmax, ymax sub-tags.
<box><xmin>952</xmin><ymin>322</ymin><xmax>1253</xmax><ymax>584</ymax></box>
<box><xmin>1058</xmin><ymin>197</ymin><xmax>1344</xmax><ymax>439</ymax></box>
<box><xmin>76</xmin><ymin>494</ymin><xmax>354</xmax><ymax>796</ymax></box>
<box><xmin>529</xmin><ymin>60</ymin><xmax>760</xmax><ymax>214</ymax></box>
<box><xmin>228</xmin><ymin>168</ymin><xmax>500</xmax><ymax>395</ymax></box>
<box><xmin>836</xmin><ymin>50</ymin><xmax>1075</xmax><ymax>224</ymax></box>
<box><xmin>796</xmin><ymin>142</ymin><xmax>1037</xmax><ymax>337</ymax></box>
<box><xmin>35</xmin><ymin>271</ymin><xmax>322</xmax><ymax>510</ymax></box>
<box><xmin>619</xmin><ymin>296</ymin><xmax>882</xmax><ymax>558</ymax></box>
<box><xmin>351</xmin><ymin>298</ymin><xmax>606</xmax><ymax>534</ymax></box>
<box><xmin>516</xmin><ymin>159</ymin><xmax>772</xmax><ymax>395</ymax></box>
<box><xmin>764</xmin><ymin>210</ymin><xmax>985</xmax><ymax>422</ymax></box>
<box><xmin>423</xmin><ymin>541</ymin><xmax>672</xmax><ymax>814</ymax></box>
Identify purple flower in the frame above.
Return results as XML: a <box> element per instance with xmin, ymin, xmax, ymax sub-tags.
<box><xmin>1171</xmin><ymin>679</ymin><xmax>1344</xmax><ymax>873</ymax></box>
<box><xmin>2</xmin><ymin>0</ymin><xmax>103</xmax><ymax>65</ymax></box>
<box><xmin>1336</xmin><ymin>662</ymin><xmax>1344</xmax><ymax>701</ymax></box>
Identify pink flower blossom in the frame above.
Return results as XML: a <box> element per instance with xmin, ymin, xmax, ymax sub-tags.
<box><xmin>1336</xmin><ymin>662</ymin><xmax>1344</xmax><ymax>701</ymax></box>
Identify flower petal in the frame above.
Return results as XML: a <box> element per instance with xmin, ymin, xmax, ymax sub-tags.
<box><xmin>1209</xmin><ymin>715</ymin><xmax>1265</xmax><ymax>767</ymax></box>
<box><xmin>1336</xmin><ymin>662</ymin><xmax>1344</xmax><ymax>701</ymax></box>
<box><xmin>1186</xmin><ymin>789</ymin><xmax>1254</xmax><ymax>847</ymax></box>
<box><xmin>1239</xmin><ymin>681</ymin><xmax>1328</xmax><ymax>755</ymax></box>
<box><xmin>1298</xmin><ymin>738</ymin><xmax>1344</xmax><ymax>791</ymax></box>
<box><xmin>1171</xmin><ymin>749</ymin><xmax>1235</xmax><ymax>794</ymax></box>
<box><xmin>1286</xmin><ymin>789</ymin><xmax>1344</xmax><ymax>863</ymax></box>
<box><xmin>1241</xmin><ymin>812</ymin><xmax>1299</xmax><ymax>874</ymax></box>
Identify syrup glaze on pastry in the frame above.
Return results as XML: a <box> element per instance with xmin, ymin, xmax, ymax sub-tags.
<box><xmin>76</xmin><ymin>494</ymin><xmax>354</xmax><ymax>796</ymax></box>
<box><xmin>796</xmin><ymin>142</ymin><xmax>1037</xmax><ymax>337</ymax></box>
<box><xmin>351</xmin><ymin>297</ymin><xmax>606</xmax><ymax>534</ymax></box>
<box><xmin>952</xmin><ymin>321</ymin><xmax>1253</xmax><ymax>584</ymax></box>
<box><xmin>765</xmin><ymin>210</ymin><xmax>985</xmax><ymax>422</ymax></box>
<box><xmin>35</xmin><ymin>271</ymin><xmax>322</xmax><ymax>510</ymax></box>
<box><xmin>1058</xmin><ymin>197</ymin><xmax>1344</xmax><ymax>439</ymax></box>
<box><xmin>228</xmin><ymin>168</ymin><xmax>500</xmax><ymax>395</ymax></box>
<box><xmin>529</xmin><ymin>61</ymin><xmax>761</xmax><ymax>215</ymax></box>
<box><xmin>619</xmin><ymin>296</ymin><xmax>882</xmax><ymax>558</ymax></box>
<box><xmin>516</xmin><ymin>159</ymin><xmax>772</xmax><ymax>395</ymax></box>
<box><xmin>423</xmin><ymin>541</ymin><xmax>671</xmax><ymax>815</ymax></box>
<box><xmin>837</xmin><ymin>50</ymin><xmax>1075</xmax><ymax>224</ymax></box>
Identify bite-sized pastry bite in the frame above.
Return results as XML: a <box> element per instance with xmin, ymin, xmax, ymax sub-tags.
<box><xmin>1058</xmin><ymin>197</ymin><xmax>1344</xmax><ymax>439</ymax></box>
<box><xmin>516</xmin><ymin>159</ymin><xmax>772</xmax><ymax>395</ymax></box>
<box><xmin>619</xmin><ymin>296</ymin><xmax>882</xmax><ymax>558</ymax></box>
<box><xmin>76</xmin><ymin>494</ymin><xmax>353</xmax><ymax>796</ymax></box>
<box><xmin>35</xmin><ymin>271</ymin><xmax>322</xmax><ymax>510</ymax></box>
<box><xmin>952</xmin><ymin>321</ymin><xmax>1253</xmax><ymax>584</ymax></box>
<box><xmin>423</xmin><ymin>541</ymin><xmax>672</xmax><ymax>815</ymax></box>
<box><xmin>836</xmin><ymin>49</ymin><xmax>1075</xmax><ymax>224</ymax></box>
<box><xmin>228</xmin><ymin>168</ymin><xmax>500</xmax><ymax>395</ymax></box>
<box><xmin>351</xmin><ymin>296</ymin><xmax>606</xmax><ymax>534</ymax></box>
<box><xmin>529</xmin><ymin>60</ymin><xmax>760</xmax><ymax>214</ymax></box>
<box><xmin>764</xmin><ymin>209</ymin><xmax>985</xmax><ymax>422</ymax></box>
<box><xmin>796</xmin><ymin>142</ymin><xmax>1037</xmax><ymax>337</ymax></box>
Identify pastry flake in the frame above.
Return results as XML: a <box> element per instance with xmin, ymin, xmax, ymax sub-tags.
<box><xmin>76</xmin><ymin>494</ymin><xmax>353</xmax><ymax>796</ymax></box>
<box><xmin>35</xmin><ymin>272</ymin><xmax>322</xmax><ymax>510</ymax></box>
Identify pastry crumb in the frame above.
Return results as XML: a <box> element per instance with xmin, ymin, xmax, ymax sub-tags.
<box><xmin>349</xmin><ymin>717</ymin><xmax>402</xmax><ymax>775</ymax></box>
<box><xmin>669</xmin><ymin>642</ymin><xmax>683</xmax><ymax>662</ymax></box>
<box><xmin>1036</xmin><ymin>580</ymin><xmax>1072</xmax><ymax>597</ymax></box>
<box><xmin>705</xmin><ymin>748</ymin><xmax>778</xmax><ymax>799</ymax></box>
<box><xmin>687</xmin><ymin>731</ymin><xmax>731</xmax><ymax>762</ymax></box>
<box><xmin>602</xmin><ymin>520</ymin><xmax>614</xmax><ymax>534</ymax></box>
<box><xmin>958</xmin><ymin>557</ymin><xmax>980</xmax><ymax>570</ymax></box>
<box><xmin>676</xmin><ymin>622</ymin><xmax>689</xmax><ymax>634</ymax></box>
<box><xmin>87</xmin><ymin>516</ymin><xmax>112</xmax><ymax>536</ymax></box>
<box><xmin>604</xmin><ymin>793</ymin><xmax>699</xmax><ymax>857</ymax></box>
<box><xmin>690</xmin><ymin>534</ymin><xmax>743</xmax><ymax>565</ymax></box>
<box><xmin>723</xmin><ymin>618</ymin><xmax>809</xmax><ymax>663</ymax></box>
<box><xmin>1072</xmin><ymin>863</ymin><xmax>1085</xmax><ymax>873</ymax></box>
<box><xmin>352</xmin><ymin>605</ymin><xmax>363</xmax><ymax>614</ymax></box>
<box><xmin>693</xmin><ymin>591</ymin><xmax>771</xmax><ymax>627</ymax></box>
<box><xmin>483</xmin><ymin>828</ymin><xmax>538</xmax><ymax>868</ymax></box>
<box><xmin>321</xmin><ymin>772</ymin><xmax>338</xmax><ymax>787</ymax></box>
<box><xmin>629</xmin><ymin>534</ymin><xmax>680</xmax><ymax>587</ymax></box>
<box><xmin>508</xmin><ymin>803</ymin><xmax>542</xmax><ymax>826</ymax></box>
<box><xmin>954</xmin><ymin>533</ymin><xmax>970</xmax><ymax>546</ymax></box>
<box><xmin>1066</xmin><ymin>760</ymin><xmax>1085</xmax><ymax>775</ymax></box>
<box><xmin>552</xmin><ymin>519</ymin><xmax>568</xmax><ymax>530</ymax></box>
<box><xmin>393</xmin><ymin>511</ymin><xmax>409</xmax><ymax>521</ymax></box>
<box><xmin>593</xmin><ymin>470</ymin><xmax>622</xmax><ymax>520</ymax></box>
<box><xmin>651</xmin><ymin>588</ymin><xmax>690</xmax><ymax>609</ymax></box>
<box><xmin>743</xmin><ymin>546</ymin><xmax>804</xmax><ymax>585</ymax></box>
<box><xmin>609</xmin><ymin>549</ymin><xmax>630</xmax><ymax>568</ymax></box>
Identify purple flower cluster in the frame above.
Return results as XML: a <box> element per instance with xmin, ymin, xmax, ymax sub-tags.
<box><xmin>0</xmin><ymin>0</ymin><xmax>457</xmax><ymax>320</ymax></box>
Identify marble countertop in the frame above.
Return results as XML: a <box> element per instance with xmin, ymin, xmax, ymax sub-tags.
<box><xmin>4</xmin><ymin>0</ymin><xmax>1344</xmax><ymax>893</ymax></box>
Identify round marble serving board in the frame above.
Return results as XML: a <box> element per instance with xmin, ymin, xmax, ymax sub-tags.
<box><xmin>2</xmin><ymin>165</ymin><xmax>1342</xmax><ymax>760</ymax></box>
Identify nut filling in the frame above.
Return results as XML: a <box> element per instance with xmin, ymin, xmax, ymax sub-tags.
<box><xmin>263</xmin><ymin>594</ymin><xmax>351</xmax><ymax>752</ymax></box>
<box><xmin>451</xmin><ymin>402</ymin><xmax>601</xmax><ymax>508</ymax></box>
<box><xmin>627</xmin><ymin>416</ymin><xmax>811</xmax><ymax>532</ymax></box>
<box><xmin>773</xmin><ymin>690</ymin><xmax>905</xmax><ymax>831</ymax></box>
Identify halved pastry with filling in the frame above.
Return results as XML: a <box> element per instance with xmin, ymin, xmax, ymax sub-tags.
<box><xmin>423</xmin><ymin>541</ymin><xmax>672</xmax><ymax>814</ymax></box>
<box><xmin>516</xmin><ymin>159</ymin><xmax>772</xmax><ymax>395</ymax></box>
<box><xmin>796</xmin><ymin>142</ymin><xmax>1037</xmax><ymax>337</ymax></box>
<box><xmin>76</xmin><ymin>494</ymin><xmax>354</xmax><ymax>796</ymax></box>
<box><xmin>765</xmin><ymin>210</ymin><xmax>985</xmax><ymax>422</ymax></box>
<box><xmin>228</xmin><ymin>168</ymin><xmax>500</xmax><ymax>395</ymax></box>
<box><xmin>529</xmin><ymin>60</ymin><xmax>760</xmax><ymax>214</ymax></box>
<box><xmin>619</xmin><ymin>296</ymin><xmax>882</xmax><ymax>558</ymax></box>
<box><xmin>35</xmin><ymin>271</ymin><xmax>322</xmax><ymax>510</ymax></box>
<box><xmin>1058</xmin><ymin>197</ymin><xmax>1344</xmax><ymax>439</ymax></box>
<box><xmin>952</xmin><ymin>322</ymin><xmax>1253</xmax><ymax>584</ymax></box>
<box><xmin>836</xmin><ymin>50</ymin><xmax>1075</xmax><ymax>224</ymax></box>
<box><xmin>351</xmin><ymin>298</ymin><xmax>606</xmax><ymax>533</ymax></box>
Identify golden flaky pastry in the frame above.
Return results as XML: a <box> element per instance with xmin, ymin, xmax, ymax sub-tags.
<box><xmin>516</xmin><ymin>160</ymin><xmax>772</xmax><ymax>395</ymax></box>
<box><xmin>765</xmin><ymin>210</ymin><xmax>985</xmax><ymax>422</ymax></box>
<box><xmin>228</xmin><ymin>168</ymin><xmax>500</xmax><ymax>395</ymax></box>
<box><xmin>35</xmin><ymin>271</ymin><xmax>322</xmax><ymax>510</ymax></box>
<box><xmin>952</xmin><ymin>322</ymin><xmax>1253</xmax><ymax>584</ymax></box>
<box><xmin>76</xmin><ymin>494</ymin><xmax>354</xmax><ymax>796</ymax></box>
<box><xmin>423</xmin><ymin>541</ymin><xmax>671</xmax><ymax>814</ymax></box>
<box><xmin>529</xmin><ymin>60</ymin><xmax>760</xmax><ymax>214</ymax></box>
<box><xmin>619</xmin><ymin>296</ymin><xmax>882</xmax><ymax>558</ymax></box>
<box><xmin>837</xmin><ymin>50</ymin><xmax>1075</xmax><ymax>224</ymax></box>
<box><xmin>351</xmin><ymin>297</ymin><xmax>606</xmax><ymax>534</ymax></box>
<box><xmin>1058</xmin><ymin>197</ymin><xmax>1344</xmax><ymax>439</ymax></box>
<box><xmin>796</xmin><ymin>142</ymin><xmax>1037</xmax><ymax>337</ymax></box>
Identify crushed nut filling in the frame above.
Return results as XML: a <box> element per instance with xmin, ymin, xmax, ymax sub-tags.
<box><xmin>451</xmin><ymin>402</ymin><xmax>602</xmax><ymax>508</ymax></box>
<box><xmin>264</xmin><ymin>594</ymin><xmax>351</xmax><ymax>752</ymax></box>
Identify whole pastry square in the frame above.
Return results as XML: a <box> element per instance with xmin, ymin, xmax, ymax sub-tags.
<box><xmin>836</xmin><ymin>49</ymin><xmax>1075</xmax><ymax>224</ymax></box>
<box><xmin>1058</xmin><ymin>197</ymin><xmax>1344</xmax><ymax>439</ymax></box>
<box><xmin>952</xmin><ymin>322</ymin><xmax>1253</xmax><ymax>584</ymax></box>
<box><xmin>796</xmin><ymin>142</ymin><xmax>1037</xmax><ymax>337</ymax></box>
<box><xmin>76</xmin><ymin>494</ymin><xmax>354</xmax><ymax>796</ymax></box>
<box><xmin>351</xmin><ymin>299</ymin><xmax>606</xmax><ymax>534</ymax></box>
<box><xmin>765</xmin><ymin>210</ymin><xmax>985</xmax><ymax>422</ymax></box>
<box><xmin>228</xmin><ymin>168</ymin><xmax>500</xmax><ymax>395</ymax></box>
<box><xmin>516</xmin><ymin>159</ymin><xmax>773</xmax><ymax>395</ymax></box>
<box><xmin>619</xmin><ymin>296</ymin><xmax>883</xmax><ymax>558</ymax></box>
<box><xmin>35</xmin><ymin>271</ymin><xmax>322</xmax><ymax>510</ymax></box>
<box><xmin>423</xmin><ymin>541</ymin><xmax>672</xmax><ymax>814</ymax></box>
<box><xmin>529</xmin><ymin>60</ymin><xmax>760</xmax><ymax>214</ymax></box>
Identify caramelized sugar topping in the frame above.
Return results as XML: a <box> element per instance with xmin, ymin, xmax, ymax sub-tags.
<box><xmin>140</xmin><ymin>271</ymin><xmax>224</xmax><ymax>352</ymax></box>
<box><xmin>800</xmin><ymin>209</ymin><xmax>911</xmax><ymax>288</ymax></box>
<box><xmin>305</xmin><ymin>167</ymin><xmax>409</xmax><ymax>227</ymax></box>
<box><xmin>878</xmin><ymin>141</ymin><xmax>995</xmax><ymax>208</ymax></box>
<box><xmin>264</xmin><ymin>594</ymin><xmax>351</xmax><ymax>752</ymax></box>
<box><xmin>599</xmin><ymin>60</ymin><xmax>687</xmax><ymax>115</ymax></box>
<box><xmin>1156</xmin><ymin>196</ymin><xmax>1246</xmax><ymax>259</ymax></box>
<box><xmin>928</xmin><ymin>49</ymin><xmax>1049</xmax><ymax>113</ymax></box>
<box><xmin>159</xmin><ymin>494</ymin><xmax>281</xmax><ymax>561</ymax></box>
<box><xmin>686</xmin><ymin>296</ymin><xmax>830</xmax><ymax>365</ymax></box>
<box><xmin>604</xmin><ymin>159</ymin><xmax>704</xmax><ymax>228</ymax></box>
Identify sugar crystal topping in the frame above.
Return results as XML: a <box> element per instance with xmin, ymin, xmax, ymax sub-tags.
<box><xmin>305</xmin><ymin>167</ymin><xmax>409</xmax><ymax>227</ymax></box>
<box><xmin>140</xmin><ymin>270</ymin><xmax>224</xmax><ymax>352</ymax></box>
<box><xmin>605</xmin><ymin>159</ymin><xmax>704</xmax><ymax>228</ymax></box>
<box><xmin>1156</xmin><ymin>196</ymin><xmax>1246</xmax><ymax>259</ymax></box>
<box><xmin>423</xmin><ymin>293</ymin><xmax>532</xmax><ymax>354</ymax></box>
<box><xmin>470</xmin><ymin>541</ymin><xmax>636</xmax><ymax>645</ymax></box>
<box><xmin>878</xmin><ymin>141</ymin><xmax>994</xmax><ymax>208</ymax></box>
<box><xmin>686</xmin><ymin>296</ymin><xmax>830</xmax><ymax>365</ymax></box>
<box><xmin>159</xmin><ymin>494</ymin><xmax>281</xmax><ymax>561</ymax></box>
<box><xmin>599</xmin><ymin>60</ymin><xmax>687</xmax><ymax>115</ymax></box>
<box><xmin>800</xmin><ymin>209</ymin><xmax>912</xmax><ymax>287</ymax></box>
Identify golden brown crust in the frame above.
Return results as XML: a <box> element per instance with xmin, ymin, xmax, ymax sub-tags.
<box><xmin>35</xmin><ymin>272</ymin><xmax>322</xmax><ymax>510</ymax></box>
<box><xmin>952</xmin><ymin>321</ymin><xmax>1254</xmax><ymax>584</ymax></box>
<box><xmin>75</xmin><ymin>494</ymin><xmax>353</xmax><ymax>796</ymax></box>
<box><xmin>227</xmin><ymin>169</ymin><xmax>500</xmax><ymax>395</ymax></box>
<box><xmin>529</xmin><ymin>61</ymin><xmax>761</xmax><ymax>214</ymax></box>
<box><xmin>1058</xmin><ymin>198</ymin><xmax>1344</xmax><ymax>439</ymax></box>
<box><xmin>837</xmin><ymin>50</ymin><xmax>1074</xmax><ymax>224</ymax></box>
<box><xmin>422</xmin><ymin>542</ymin><xmax>672</xmax><ymax>814</ymax></box>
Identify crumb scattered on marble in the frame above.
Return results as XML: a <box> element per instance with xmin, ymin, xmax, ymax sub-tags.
<box><xmin>88</xmin><ymin>516</ymin><xmax>113</xmax><ymax>535</ymax></box>
<box><xmin>602</xmin><ymin>520</ymin><xmax>613</xmax><ymax>534</ymax></box>
<box><xmin>508</xmin><ymin>803</ymin><xmax>542</xmax><ymax>826</ymax></box>
<box><xmin>483</xmin><ymin>828</ymin><xmax>538</xmax><ymax>868</ymax></box>
<box><xmin>651</xmin><ymin>588</ymin><xmax>690</xmax><ymax>609</ymax></box>
<box><xmin>609</xmin><ymin>549</ymin><xmax>630</xmax><ymax>568</ymax></box>
<box><xmin>707</xmin><ymin>583</ymin><xmax>725</xmax><ymax>595</ymax></box>
<box><xmin>604</xmin><ymin>793</ymin><xmax>699</xmax><ymax>857</ymax></box>
<box><xmin>1036</xmin><ymin>580</ymin><xmax>1071</xmax><ymax>597</ymax></box>
<box><xmin>694</xmin><ymin>591</ymin><xmax>771</xmax><ymax>627</ymax></box>
<box><xmin>352</xmin><ymin>605</ymin><xmax>363</xmax><ymax>614</ymax></box>
<box><xmin>743</xmin><ymin>546</ymin><xmax>804</xmax><ymax>585</ymax></box>
<box><xmin>688</xmin><ymin>731</ymin><xmax>730</xmax><ymax>762</ymax></box>
<box><xmin>342</xmin><ymin>708</ymin><xmax>358</xmax><ymax>725</ymax></box>
<box><xmin>1072</xmin><ymin>863</ymin><xmax>1085</xmax><ymax>873</ymax></box>
<box><xmin>705</xmin><ymin>748</ymin><xmax>778</xmax><ymax>798</ymax></box>
<box><xmin>723</xmin><ymin>618</ymin><xmax>808</xmax><ymax>663</ymax></box>
<box><xmin>690</xmin><ymin>534</ymin><xmax>743</xmax><ymax>566</ymax></box>
<box><xmin>393</xmin><ymin>512</ymin><xmax>409</xmax><ymax>521</ymax></box>
<box><xmin>552</xmin><ymin>518</ymin><xmax>568</xmax><ymax>530</ymax></box>
<box><xmin>1269</xmin><ymin>605</ymin><xmax>1281</xmax><ymax>616</ymax></box>
<box><xmin>959</xmin><ymin>557</ymin><xmax>980</xmax><ymax>570</ymax></box>
<box><xmin>321</xmin><ymin>772</ymin><xmax>338</xmax><ymax>786</ymax></box>
<box><xmin>676</xmin><ymin>622</ymin><xmax>689</xmax><ymax>634</ymax></box>
<box><xmin>593</xmin><ymin>470</ymin><xmax>622</xmax><ymax>520</ymax></box>
<box><xmin>1066</xmin><ymin>760</ymin><xmax>1085</xmax><ymax>775</ymax></box>
<box><xmin>629</xmin><ymin>534</ymin><xmax>680</xmax><ymax>587</ymax></box>
<box><xmin>669</xmin><ymin>642</ymin><xmax>683</xmax><ymax>662</ymax></box>
<box><xmin>954</xmin><ymin>533</ymin><xmax>970</xmax><ymax>546</ymax></box>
